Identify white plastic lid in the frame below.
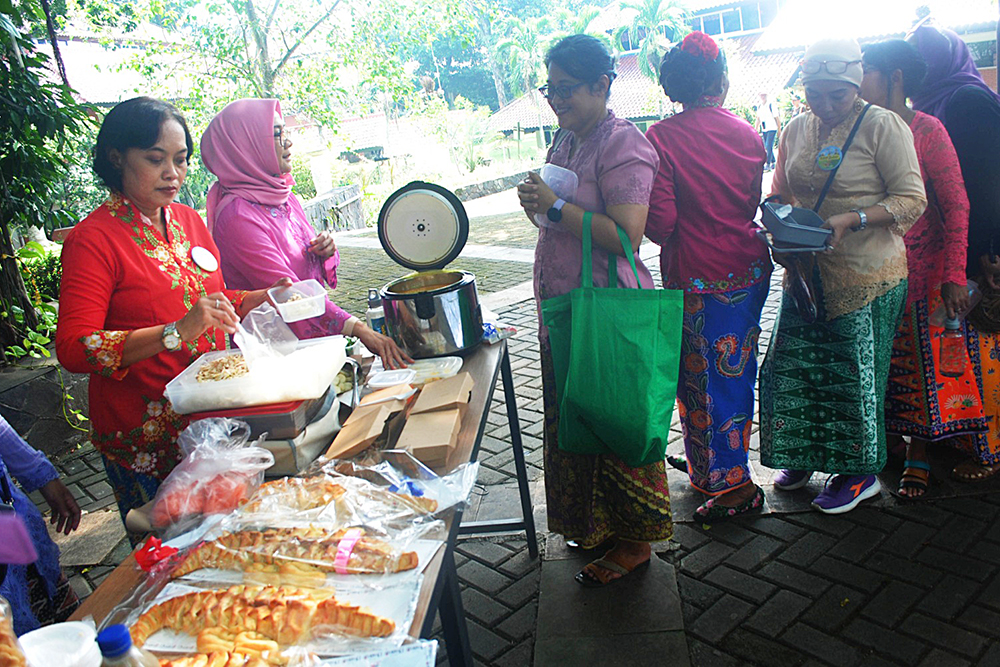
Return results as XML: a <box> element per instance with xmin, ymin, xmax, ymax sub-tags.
<box><xmin>20</xmin><ymin>621</ymin><xmax>101</xmax><ymax>667</ymax></box>
<box><xmin>408</xmin><ymin>356</ymin><xmax>463</xmax><ymax>384</ymax></box>
<box><xmin>377</xmin><ymin>182</ymin><xmax>469</xmax><ymax>271</ymax></box>
<box><xmin>367</xmin><ymin>368</ymin><xmax>417</xmax><ymax>389</ymax></box>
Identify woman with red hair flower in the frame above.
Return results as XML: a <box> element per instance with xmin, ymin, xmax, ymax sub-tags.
<box><xmin>645</xmin><ymin>31</ymin><xmax>772</xmax><ymax>520</ymax></box>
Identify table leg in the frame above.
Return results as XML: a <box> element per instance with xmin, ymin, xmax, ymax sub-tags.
<box><xmin>438</xmin><ymin>549</ymin><xmax>474</xmax><ymax>667</ymax></box>
<box><xmin>500</xmin><ymin>346</ymin><xmax>539</xmax><ymax>559</ymax></box>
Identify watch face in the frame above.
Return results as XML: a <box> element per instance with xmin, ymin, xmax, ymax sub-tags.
<box><xmin>547</xmin><ymin>206</ymin><xmax>562</xmax><ymax>223</ymax></box>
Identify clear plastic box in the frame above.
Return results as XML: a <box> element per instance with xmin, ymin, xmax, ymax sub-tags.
<box><xmin>268</xmin><ymin>278</ymin><xmax>326</xmax><ymax>322</ymax></box>
<box><xmin>408</xmin><ymin>356</ymin><xmax>463</xmax><ymax>384</ymax></box>
<box><xmin>164</xmin><ymin>336</ymin><xmax>346</xmax><ymax>414</ymax></box>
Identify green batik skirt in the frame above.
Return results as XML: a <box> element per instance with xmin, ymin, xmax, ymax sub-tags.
<box><xmin>759</xmin><ymin>280</ymin><xmax>907</xmax><ymax>475</ymax></box>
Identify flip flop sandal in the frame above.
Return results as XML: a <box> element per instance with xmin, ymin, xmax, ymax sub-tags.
<box><xmin>951</xmin><ymin>460</ymin><xmax>1000</xmax><ymax>482</ymax></box>
<box><xmin>897</xmin><ymin>459</ymin><xmax>930</xmax><ymax>498</ymax></box>
<box><xmin>667</xmin><ymin>455</ymin><xmax>688</xmax><ymax>473</ymax></box>
<box><xmin>693</xmin><ymin>485</ymin><xmax>765</xmax><ymax>521</ymax></box>
<box><xmin>575</xmin><ymin>557</ymin><xmax>650</xmax><ymax>588</ymax></box>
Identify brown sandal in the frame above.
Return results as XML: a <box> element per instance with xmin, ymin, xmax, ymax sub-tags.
<box><xmin>952</xmin><ymin>460</ymin><xmax>1000</xmax><ymax>482</ymax></box>
<box><xmin>575</xmin><ymin>555</ymin><xmax>650</xmax><ymax>587</ymax></box>
<box><xmin>898</xmin><ymin>459</ymin><xmax>930</xmax><ymax>498</ymax></box>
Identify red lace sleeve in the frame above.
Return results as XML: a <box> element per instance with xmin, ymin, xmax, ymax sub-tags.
<box><xmin>914</xmin><ymin>113</ymin><xmax>970</xmax><ymax>284</ymax></box>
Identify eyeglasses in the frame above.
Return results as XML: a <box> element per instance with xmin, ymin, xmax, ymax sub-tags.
<box><xmin>273</xmin><ymin>127</ymin><xmax>290</xmax><ymax>145</ymax></box>
<box><xmin>800</xmin><ymin>59</ymin><xmax>861</xmax><ymax>75</ymax></box>
<box><xmin>538</xmin><ymin>81</ymin><xmax>589</xmax><ymax>100</ymax></box>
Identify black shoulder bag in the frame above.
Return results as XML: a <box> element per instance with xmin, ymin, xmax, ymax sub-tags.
<box><xmin>784</xmin><ymin>103</ymin><xmax>872</xmax><ymax>323</ymax></box>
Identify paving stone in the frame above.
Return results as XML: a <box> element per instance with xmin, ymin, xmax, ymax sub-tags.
<box><xmin>757</xmin><ymin>561</ymin><xmax>832</xmax><ymax>598</ymax></box>
<box><xmin>955</xmin><ymin>605</ymin><xmax>1000</xmax><ymax>638</ymax></box>
<box><xmin>672</xmin><ymin>523</ymin><xmax>710</xmax><ymax>553</ymax></box>
<box><xmin>462</xmin><ymin>587</ymin><xmax>513</xmax><ymax>626</ymax></box>
<box><xmin>781</xmin><ymin>623</ymin><xmax>859</xmax><ymax>667</ymax></box>
<box><xmin>688</xmin><ymin>594</ymin><xmax>755</xmax><ymax>644</ymax></box>
<box><xmin>496</xmin><ymin>601</ymin><xmax>536</xmax><ymax>641</ymax></box>
<box><xmin>680</xmin><ymin>542</ymin><xmax>736</xmax><ymax>578</ymax></box>
<box><xmin>776</xmin><ymin>531</ymin><xmax>837</xmax><ymax>568</ymax></box>
<box><xmin>744</xmin><ymin>589</ymin><xmax>811</xmax><ymax>636</ymax></box>
<box><xmin>466</xmin><ymin>619</ymin><xmax>516</xmax><ymax>662</ymax></box>
<box><xmin>497</xmin><ymin>549</ymin><xmax>540</xmax><ymax>579</ymax></box>
<box><xmin>800</xmin><ymin>584</ymin><xmax>867</xmax><ymax>632</ymax></box>
<box><xmin>917</xmin><ymin>649</ymin><xmax>972</xmax><ymax>667</ymax></box>
<box><xmin>979</xmin><ymin>575</ymin><xmax>1000</xmax><ymax>611</ymax></box>
<box><xmin>886</xmin><ymin>503</ymin><xmax>954</xmax><ymax>527</ymax></box>
<box><xmin>458</xmin><ymin>540</ymin><xmax>516</xmax><ymax>567</ymax></box>
<box><xmin>67</xmin><ymin>573</ymin><xmax>92</xmax><ymax>599</ymax></box>
<box><xmin>879</xmin><ymin>520</ymin><xmax>936</xmax><ymax>558</ymax></box>
<box><xmin>921</xmin><ymin>574</ymin><xmax>984</xmax><ymax>621</ymax></box>
<box><xmin>980</xmin><ymin>642</ymin><xmax>1000</xmax><ymax>667</ymax></box>
<box><xmin>915</xmin><ymin>546</ymin><xmax>995</xmax><ymax>582</ymax></box>
<box><xmin>493</xmin><ymin>639</ymin><xmax>533</xmax><ymax>667</ymax></box>
<box><xmin>687</xmin><ymin>638</ymin><xmax>741</xmax><ymax>667</ymax></box>
<box><xmin>677</xmin><ymin>572</ymin><xmax>726</xmax><ymax>609</ymax></box>
<box><xmin>458</xmin><ymin>559</ymin><xmax>516</xmax><ymax>596</ymax></box>
<box><xmin>718</xmin><ymin>628</ymin><xmax>807</xmax><ymax>667</ymax></box>
<box><xmin>534</xmin><ymin>632</ymin><xmax>690</xmax><ymax>667</ymax></box>
<box><xmin>865</xmin><ymin>551</ymin><xmax>945</xmax><ymax>587</ymax></box>
<box><xmin>825</xmin><ymin>526</ymin><xmax>886</xmax><ymax>561</ymax></box>
<box><xmin>703</xmin><ymin>566</ymin><xmax>777</xmax><ymax>604</ymax></box>
<box><xmin>843</xmin><ymin>506</ymin><xmax>903</xmax><ymax>533</ymax></box>
<box><xmin>740</xmin><ymin>516</ymin><xmax>808</xmax><ymax>542</ymax></box>
<box><xmin>860</xmin><ymin>580</ymin><xmax>924</xmax><ymax>627</ymax></box>
<box><xmin>807</xmin><ymin>555</ymin><xmax>887</xmax><ymax>591</ymax></box>
<box><xmin>784</xmin><ymin>511</ymin><xmax>855</xmax><ymax>537</ymax></box>
<box><xmin>723</xmin><ymin>534</ymin><xmax>784</xmax><ymax>572</ymax></box>
<box><xmin>694</xmin><ymin>522</ymin><xmax>757</xmax><ymax>547</ymax></box>
<box><xmin>496</xmin><ymin>570</ymin><xmax>539</xmax><ymax>608</ymax></box>
<box><xmin>899</xmin><ymin>613</ymin><xmax>988</xmax><ymax>658</ymax></box>
<box><xmin>682</xmin><ymin>600</ymin><xmax>703</xmax><ymax>626</ymax></box>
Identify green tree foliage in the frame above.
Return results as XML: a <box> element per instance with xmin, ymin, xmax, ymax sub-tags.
<box><xmin>0</xmin><ymin>0</ymin><xmax>93</xmax><ymax>352</ymax></box>
<box><xmin>616</xmin><ymin>0</ymin><xmax>689</xmax><ymax>80</ymax></box>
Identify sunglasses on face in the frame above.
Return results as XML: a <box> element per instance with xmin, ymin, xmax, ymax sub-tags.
<box><xmin>800</xmin><ymin>59</ymin><xmax>861</xmax><ymax>75</ymax></box>
<box><xmin>538</xmin><ymin>81</ymin><xmax>589</xmax><ymax>100</ymax></box>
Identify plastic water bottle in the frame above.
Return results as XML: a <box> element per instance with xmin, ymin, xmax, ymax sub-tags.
<box><xmin>366</xmin><ymin>288</ymin><xmax>386</xmax><ymax>335</ymax></box>
<box><xmin>929</xmin><ymin>279</ymin><xmax>982</xmax><ymax>326</ymax></box>
<box><xmin>97</xmin><ymin>625</ymin><xmax>158</xmax><ymax>667</ymax></box>
<box><xmin>939</xmin><ymin>318</ymin><xmax>967</xmax><ymax>378</ymax></box>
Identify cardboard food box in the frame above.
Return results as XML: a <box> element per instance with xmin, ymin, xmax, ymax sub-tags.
<box><xmin>410</xmin><ymin>372</ymin><xmax>474</xmax><ymax>415</ymax></box>
<box><xmin>324</xmin><ymin>403</ymin><xmax>392</xmax><ymax>460</ymax></box>
<box><xmin>357</xmin><ymin>383</ymin><xmax>414</xmax><ymax>412</ymax></box>
<box><xmin>395</xmin><ymin>407</ymin><xmax>463</xmax><ymax>466</ymax></box>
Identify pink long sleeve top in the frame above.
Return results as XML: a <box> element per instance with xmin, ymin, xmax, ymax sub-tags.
<box><xmin>903</xmin><ymin>111</ymin><xmax>969</xmax><ymax>304</ymax></box>
<box><xmin>212</xmin><ymin>195</ymin><xmax>359</xmax><ymax>338</ymax></box>
<box><xmin>645</xmin><ymin>105</ymin><xmax>772</xmax><ymax>293</ymax></box>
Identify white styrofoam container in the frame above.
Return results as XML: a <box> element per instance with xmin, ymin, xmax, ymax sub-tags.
<box><xmin>165</xmin><ymin>336</ymin><xmax>346</xmax><ymax>414</ymax></box>
<box><xmin>268</xmin><ymin>278</ymin><xmax>326</xmax><ymax>322</ymax></box>
<box><xmin>20</xmin><ymin>621</ymin><xmax>101</xmax><ymax>667</ymax></box>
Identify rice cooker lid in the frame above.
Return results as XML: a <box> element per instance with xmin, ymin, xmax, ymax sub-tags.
<box><xmin>377</xmin><ymin>181</ymin><xmax>469</xmax><ymax>271</ymax></box>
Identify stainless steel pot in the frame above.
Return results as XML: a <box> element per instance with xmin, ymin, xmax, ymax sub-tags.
<box><xmin>380</xmin><ymin>270</ymin><xmax>482</xmax><ymax>358</ymax></box>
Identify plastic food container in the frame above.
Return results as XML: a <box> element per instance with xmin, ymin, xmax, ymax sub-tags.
<box><xmin>268</xmin><ymin>279</ymin><xmax>326</xmax><ymax>322</ymax></box>
<box><xmin>165</xmin><ymin>336</ymin><xmax>346</xmax><ymax>414</ymax></box>
<box><xmin>367</xmin><ymin>368</ymin><xmax>417</xmax><ymax>389</ymax></box>
<box><xmin>408</xmin><ymin>356</ymin><xmax>463</xmax><ymax>384</ymax></box>
<box><xmin>19</xmin><ymin>621</ymin><xmax>101</xmax><ymax>667</ymax></box>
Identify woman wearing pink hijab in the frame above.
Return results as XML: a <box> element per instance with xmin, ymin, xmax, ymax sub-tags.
<box><xmin>201</xmin><ymin>98</ymin><xmax>410</xmax><ymax>369</ymax></box>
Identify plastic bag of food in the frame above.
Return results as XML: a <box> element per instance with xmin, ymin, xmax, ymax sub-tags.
<box><xmin>0</xmin><ymin>596</ymin><xmax>27</xmax><ymax>667</ymax></box>
<box><xmin>150</xmin><ymin>419</ymin><xmax>274</xmax><ymax>534</ymax></box>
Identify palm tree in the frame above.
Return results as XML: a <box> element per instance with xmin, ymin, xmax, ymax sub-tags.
<box><xmin>616</xmin><ymin>0</ymin><xmax>690</xmax><ymax>80</ymax></box>
<box><xmin>497</xmin><ymin>16</ymin><xmax>549</xmax><ymax>147</ymax></box>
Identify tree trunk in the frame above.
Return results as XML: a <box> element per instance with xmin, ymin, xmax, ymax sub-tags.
<box><xmin>244</xmin><ymin>0</ymin><xmax>274</xmax><ymax>96</ymax></box>
<box><xmin>474</xmin><ymin>10</ymin><xmax>508</xmax><ymax>107</ymax></box>
<box><xmin>0</xmin><ymin>216</ymin><xmax>39</xmax><ymax>352</ymax></box>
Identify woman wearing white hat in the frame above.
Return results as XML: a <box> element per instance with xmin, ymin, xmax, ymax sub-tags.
<box><xmin>759</xmin><ymin>38</ymin><xmax>927</xmax><ymax>513</ymax></box>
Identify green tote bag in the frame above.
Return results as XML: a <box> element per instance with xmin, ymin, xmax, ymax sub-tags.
<box><xmin>541</xmin><ymin>212</ymin><xmax>683</xmax><ymax>467</ymax></box>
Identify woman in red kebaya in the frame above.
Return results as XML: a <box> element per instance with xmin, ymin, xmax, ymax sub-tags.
<box><xmin>56</xmin><ymin>97</ymin><xmax>283</xmax><ymax>541</ymax></box>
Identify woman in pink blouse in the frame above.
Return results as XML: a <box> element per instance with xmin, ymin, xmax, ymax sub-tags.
<box><xmin>861</xmin><ymin>40</ymin><xmax>984</xmax><ymax>497</ymax></box>
<box><xmin>516</xmin><ymin>35</ymin><xmax>670</xmax><ymax>587</ymax></box>
<box><xmin>645</xmin><ymin>31</ymin><xmax>772</xmax><ymax>520</ymax></box>
<box><xmin>201</xmin><ymin>99</ymin><xmax>410</xmax><ymax>369</ymax></box>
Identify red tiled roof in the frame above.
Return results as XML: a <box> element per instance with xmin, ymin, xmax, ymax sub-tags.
<box><xmin>723</xmin><ymin>33</ymin><xmax>802</xmax><ymax>107</ymax></box>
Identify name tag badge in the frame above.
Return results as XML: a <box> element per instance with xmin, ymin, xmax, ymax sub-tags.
<box><xmin>190</xmin><ymin>246</ymin><xmax>219</xmax><ymax>272</ymax></box>
<box><xmin>817</xmin><ymin>145</ymin><xmax>843</xmax><ymax>171</ymax></box>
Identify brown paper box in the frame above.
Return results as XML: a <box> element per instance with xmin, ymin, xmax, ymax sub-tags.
<box><xmin>359</xmin><ymin>384</ymin><xmax>413</xmax><ymax>406</ymax></box>
<box><xmin>324</xmin><ymin>403</ymin><xmax>392</xmax><ymax>460</ymax></box>
<box><xmin>396</xmin><ymin>407</ymin><xmax>462</xmax><ymax>465</ymax></box>
<box><xmin>411</xmin><ymin>372</ymin><xmax>475</xmax><ymax>415</ymax></box>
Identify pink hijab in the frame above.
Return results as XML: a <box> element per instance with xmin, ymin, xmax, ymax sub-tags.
<box><xmin>201</xmin><ymin>98</ymin><xmax>293</xmax><ymax>232</ymax></box>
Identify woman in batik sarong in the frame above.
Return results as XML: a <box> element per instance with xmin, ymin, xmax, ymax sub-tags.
<box><xmin>860</xmin><ymin>39</ymin><xmax>985</xmax><ymax>497</ymax></box>
<box><xmin>645</xmin><ymin>31</ymin><xmax>772</xmax><ymax>520</ymax></box>
<box><xmin>516</xmin><ymin>34</ymin><xmax>670</xmax><ymax>585</ymax></box>
<box><xmin>759</xmin><ymin>38</ymin><xmax>926</xmax><ymax>514</ymax></box>
<box><xmin>909</xmin><ymin>24</ymin><xmax>1000</xmax><ymax>483</ymax></box>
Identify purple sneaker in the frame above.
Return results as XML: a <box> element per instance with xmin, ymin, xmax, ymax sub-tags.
<box><xmin>773</xmin><ymin>469</ymin><xmax>813</xmax><ymax>491</ymax></box>
<box><xmin>812</xmin><ymin>474</ymin><xmax>881</xmax><ymax>514</ymax></box>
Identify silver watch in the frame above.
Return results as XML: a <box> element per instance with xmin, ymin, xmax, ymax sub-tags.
<box><xmin>851</xmin><ymin>208</ymin><xmax>868</xmax><ymax>231</ymax></box>
<box><xmin>162</xmin><ymin>321</ymin><xmax>182</xmax><ymax>351</ymax></box>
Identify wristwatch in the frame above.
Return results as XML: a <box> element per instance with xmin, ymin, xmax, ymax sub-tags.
<box><xmin>850</xmin><ymin>208</ymin><xmax>868</xmax><ymax>231</ymax></box>
<box><xmin>546</xmin><ymin>198</ymin><xmax>567</xmax><ymax>223</ymax></box>
<box><xmin>162</xmin><ymin>322</ymin><xmax>182</xmax><ymax>351</ymax></box>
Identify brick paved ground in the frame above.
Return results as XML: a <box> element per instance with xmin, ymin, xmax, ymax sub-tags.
<box><xmin>30</xmin><ymin>201</ymin><xmax>1000</xmax><ymax>666</ymax></box>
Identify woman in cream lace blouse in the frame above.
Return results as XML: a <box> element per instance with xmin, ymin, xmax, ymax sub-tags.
<box><xmin>759</xmin><ymin>38</ymin><xmax>926</xmax><ymax>514</ymax></box>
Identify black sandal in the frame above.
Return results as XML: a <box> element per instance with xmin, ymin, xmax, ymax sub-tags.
<box><xmin>575</xmin><ymin>556</ymin><xmax>650</xmax><ymax>587</ymax></box>
<box><xmin>898</xmin><ymin>459</ymin><xmax>930</xmax><ymax>497</ymax></box>
<box><xmin>667</xmin><ymin>454</ymin><xmax>688</xmax><ymax>473</ymax></box>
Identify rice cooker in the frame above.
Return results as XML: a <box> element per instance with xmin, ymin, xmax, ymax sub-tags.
<box><xmin>377</xmin><ymin>181</ymin><xmax>483</xmax><ymax>359</ymax></box>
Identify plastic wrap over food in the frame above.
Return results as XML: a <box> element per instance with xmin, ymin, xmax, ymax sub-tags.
<box><xmin>0</xmin><ymin>596</ymin><xmax>27</xmax><ymax>667</ymax></box>
<box><xmin>150</xmin><ymin>419</ymin><xmax>273</xmax><ymax>535</ymax></box>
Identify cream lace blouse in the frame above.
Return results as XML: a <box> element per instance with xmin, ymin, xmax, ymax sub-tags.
<box><xmin>771</xmin><ymin>99</ymin><xmax>927</xmax><ymax>318</ymax></box>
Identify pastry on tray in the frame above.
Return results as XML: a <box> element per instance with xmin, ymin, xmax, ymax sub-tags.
<box><xmin>130</xmin><ymin>584</ymin><xmax>395</xmax><ymax>652</ymax></box>
<box><xmin>171</xmin><ymin>526</ymin><xmax>419</xmax><ymax>580</ymax></box>
<box><xmin>158</xmin><ymin>651</ymin><xmax>271</xmax><ymax>667</ymax></box>
<box><xmin>239</xmin><ymin>476</ymin><xmax>438</xmax><ymax>516</ymax></box>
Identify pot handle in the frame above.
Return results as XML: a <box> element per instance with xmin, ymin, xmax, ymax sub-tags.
<box><xmin>415</xmin><ymin>293</ymin><xmax>436</xmax><ymax>320</ymax></box>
